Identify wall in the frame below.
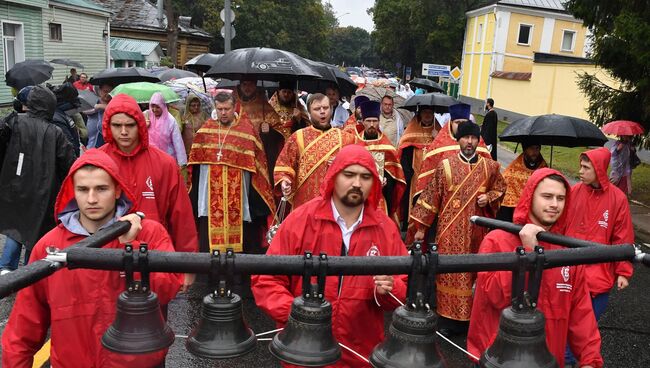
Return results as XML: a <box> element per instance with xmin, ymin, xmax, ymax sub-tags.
<box><xmin>42</xmin><ymin>5</ymin><xmax>108</xmax><ymax>83</ymax></box>
<box><xmin>461</xmin><ymin>12</ymin><xmax>497</xmax><ymax>100</ymax></box>
<box><xmin>0</xmin><ymin>1</ymin><xmax>44</xmax><ymax>104</ymax></box>
<box><xmin>487</xmin><ymin>63</ymin><xmax>619</xmax><ymax>120</ymax></box>
<box><xmin>550</xmin><ymin>19</ymin><xmax>586</xmax><ymax>56</ymax></box>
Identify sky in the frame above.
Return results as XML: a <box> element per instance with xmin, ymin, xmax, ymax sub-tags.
<box><xmin>327</xmin><ymin>0</ymin><xmax>375</xmax><ymax>32</ymax></box>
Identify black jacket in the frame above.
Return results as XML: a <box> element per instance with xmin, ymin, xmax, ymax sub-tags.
<box><xmin>0</xmin><ymin>86</ymin><xmax>77</xmax><ymax>249</ymax></box>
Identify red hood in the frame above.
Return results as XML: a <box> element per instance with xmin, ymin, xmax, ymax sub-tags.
<box><xmin>54</xmin><ymin>149</ymin><xmax>137</xmax><ymax>220</ymax></box>
<box><xmin>582</xmin><ymin>147</ymin><xmax>611</xmax><ymax>190</ymax></box>
<box><xmin>320</xmin><ymin>144</ymin><xmax>382</xmax><ymax>210</ymax></box>
<box><xmin>101</xmin><ymin>93</ymin><xmax>149</xmax><ymax>156</ymax></box>
<box><xmin>513</xmin><ymin>168</ymin><xmax>572</xmax><ymax>233</ymax></box>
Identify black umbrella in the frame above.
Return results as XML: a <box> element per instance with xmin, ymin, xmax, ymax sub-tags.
<box><xmin>205</xmin><ymin>47</ymin><xmax>322</xmax><ymax>82</ymax></box>
<box><xmin>77</xmin><ymin>90</ymin><xmax>99</xmax><ymax>111</ymax></box>
<box><xmin>216</xmin><ymin>79</ymin><xmax>279</xmax><ymax>90</ymax></box>
<box><xmin>49</xmin><ymin>58</ymin><xmax>85</xmax><ymax>69</ymax></box>
<box><xmin>409</xmin><ymin>78</ymin><xmax>445</xmax><ymax>93</ymax></box>
<box><xmin>399</xmin><ymin>93</ymin><xmax>459</xmax><ymax>113</ymax></box>
<box><xmin>5</xmin><ymin>59</ymin><xmax>54</xmax><ymax>90</ymax></box>
<box><xmin>184</xmin><ymin>53</ymin><xmax>223</xmax><ymax>73</ymax></box>
<box><xmin>159</xmin><ymin>69</ymin><xmax>199</xmax><ymax>82</ymax></box>
<box><xmin>298</xmin><ymin>60</ymin><xmax>357</xmax><ymax>97</ymax></box>
<box><xmin>89</xmin><ymin>67</ymin><xmax>160</xmax><ymax>86</ymax></box>
<box><xmin>499</xmin><ymin>114</ymin><xmax>608</xmax><ymax>165</ymax></box>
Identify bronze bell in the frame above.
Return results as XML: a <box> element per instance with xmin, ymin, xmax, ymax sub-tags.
<box><xmin>369</xmin><ymin>305</ymin><xmax>446</xmax><ymax>368</ymax></box>
<box><xmin>481</xmin><ymin>307</ymin><xmax>558</xmax><ymax>368</ymax></box>
<box><xmin>102</xmin><ymin>288</ymin><xmax>175</xmax><ymax>354</ymax></box>
<box><xmin>186</xmin><ymin>292</ymin><xmax>257</xmax><ymax>359</ymax></box>
<box><xmin>269</xmin><ymin>296</ymin><xmax>341</xmax><ymax>367</ymax></box>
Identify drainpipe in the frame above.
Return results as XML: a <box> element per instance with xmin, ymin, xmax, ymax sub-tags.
<box><xmin>106</xmin><ymin>19</ymin><xmax>111</xmax><ymax>68</ymax></box>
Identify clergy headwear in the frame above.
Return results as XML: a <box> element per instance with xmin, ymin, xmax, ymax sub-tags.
<box><xmin>449</xmin><ymin>103</ymin><xmax>471</xmax><ymax>121</ymax></box>
<box><xmin>360</xmin><ymin>101</ymin><xmax>381</xmax><ymax>120</ymax></box>
<box><xmin>278</xmin><ymin>80</ymin><xmax>295</xmax><ymax>90</ymax></box>
<box><xmin>353</xmin><ymin>95</ymin><xmax>370</xmax><ymax>108</ymax></box>
<box><xmin>455</xmin><ymin>121</ymin><xmax>481</xmax><ymax>140</ymax></box>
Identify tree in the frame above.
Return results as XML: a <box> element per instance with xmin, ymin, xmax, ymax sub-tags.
<box><xmin>370</xmin><ymin>0</ymin><xmax>487</xmax><ymax>75</ymax></box>
<box><xmin>565</xmin><ymin>0</ymin><xmax>650</xmax><ymax>146</ymax></box>
<box><xmin>327</xmin><ymin>26</ymin><xmax>373</xmax><ymax>66</ymax></box>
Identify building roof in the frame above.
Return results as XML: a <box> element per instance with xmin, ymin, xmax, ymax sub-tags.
<box><xmin>534</xmin><ymin>52</ymin><xmax>594</xmax><ymax>65</ymax></box>
<box><xmin>51</xmin><ymin>0</ymin><xmax>111</xmax><ymax>14</ymax></box>
<box><xmin>490</xmin><ymin>71</ymin><xmax>532</xmax><ymax>81</ymax></box>
<box><xmin>111</xmin><ymin>37</ymin><xmax>161</xmax><ymax>56</ymax></box>
<box><xmin>497</xmin><ymin>0</ymin><xmax>566</xmax><ymax>12</ymax></box>
<box><xmin>90</xmin><ymin>0</ymin><xmax>211</xmax><ymax>38</ymax></box>
<box><xmin>111</xmin><ymin>49</ymin><xmax>145</xmax><ymax>61</ymax></box>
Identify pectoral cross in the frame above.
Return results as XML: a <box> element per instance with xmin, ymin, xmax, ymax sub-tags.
<box><xmin>217</xmin><ymin>151</ymin><xmax>223</xmax><ymax>161</ymax></box>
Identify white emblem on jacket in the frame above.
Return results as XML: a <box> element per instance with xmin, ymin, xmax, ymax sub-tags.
<box><xmin>367</xmin><ymin>245</ymin><xmax>380</xmax><ymax>257</ymax></box>
<box><xmin>556</xmin><ymin>266</ymin><xmax>572</xmax><ymax>293</ymax></box>
<box><xmin>143</xmin><ymin>176</ymin><xmax>155</xmax><ymax>199</ymax></box>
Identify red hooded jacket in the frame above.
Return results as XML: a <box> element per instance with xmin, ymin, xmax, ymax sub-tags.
<box><xmin>565</xmin><ymin>147</ymin><xmax>634</xmax><ymax>296</ymax></box>
<box><xmin>467</xmin><ymin>168</ymin><xmax>603</xmax><ymax>368</ymax></box>
<box><xmin>1</xmin><ymin>149</ymin><xmax>182</xmax><ymax>368</ymax></box>
<box><xmin>252</xmin><ymin>145</ymin><xmax>408</xmax><ymax>368</ymax></box>
<box><xmin>99</xmin><ymin>94</ymin><xmax>198</xmax><ymax>253</ymax></box>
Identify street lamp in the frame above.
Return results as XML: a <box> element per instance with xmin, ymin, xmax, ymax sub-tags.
<box><xmin>335</xmin><ymin>12</ymin><xmax>350</xmax><ymax>24</ymax></box>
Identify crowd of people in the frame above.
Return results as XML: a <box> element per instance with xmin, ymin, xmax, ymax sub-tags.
<box><xmin>0</xmin><ymin>71</ymin><xmax>640</xmax><ymax>367</ymax></box>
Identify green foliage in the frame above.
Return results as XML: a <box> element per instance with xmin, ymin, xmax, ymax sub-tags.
<box><xmin>159</xmin><ymin>56</ymin><xmax>174</xmax><ymax>67</ymax></box>
<box><xmin>565</xmin><ymin>0</ymin><xmax>650</xmax><ymax>148</ymax></box>
<box><xmin>370</xmin><ymin>0</ymin><xmax>487</xmax><ymax>73</ymax></box>
<box><xmin>327</xmin><ymin>26</ymin><xmax>374</xmax><ymax>66</ymax></box>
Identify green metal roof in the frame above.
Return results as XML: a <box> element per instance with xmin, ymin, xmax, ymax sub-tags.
<box><xmin>110</xmin><ymin>37</ymin><xmax>161</xmax><ymax>57</ymax></box>
<box><xmin>51</xmin><ymin>0</ymin><xmax>110</xmax><ymax>14</ymax></box>
<box><xmin>110</xmin><ymin>49</ymin><xmax>144</xmax><ymax>61</ymax></box>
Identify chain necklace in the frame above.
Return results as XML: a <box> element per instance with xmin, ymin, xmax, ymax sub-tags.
<box><xmin>216</xmin><ymin>120</ymin><xmax>234</xmax><ymax>161</ymax></box>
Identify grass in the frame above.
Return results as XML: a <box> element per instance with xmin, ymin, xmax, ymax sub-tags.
<box><xmin>477</xmin><ymin>117</ymin><xmax>650</xmax><ymax>205</ymax></box>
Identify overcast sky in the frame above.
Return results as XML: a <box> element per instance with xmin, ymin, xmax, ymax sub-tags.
<box><xmin>327</xmin><ymin>0</ymin><xmax>375</xmax><ymax>32</ymax></box>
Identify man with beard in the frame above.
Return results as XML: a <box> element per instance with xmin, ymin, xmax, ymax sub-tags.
<box><xmin>274</xmin><ymin>93</ymin><xmax>356</xmax><ymax>209</ymax></box>
<box><xmin>342</xmin><ymin>95</ymin><xmax>370</xmax><ymax>134</ymax></box>
<box><xmin>481</xmin><ymin>98</ymin><xmax>498</xmax><ymax>160</ymax></box>
<box><xmin>468</xmin><ymin>169</ymin><xmax>602</xmax><ymax>368</ymax></box>
<box><xmin>397</xmin><ymin>105</ymin><xmax>440</xmax><ymax>231</ymax></box>
<box><xmin>379</xmin><ymin>95</ymin><xmax>405</xmax><ymax>146</ymax></box>
<box><xmin>496</xmin><ymin>139</ymin><xmax>547</xmax><ymax>222</ymax></box>
<box><xmin>269</xmin><ymin>80</ymin><xmax>309</xmax><ymax>133</ymax></box>
<box><xmin>411</xmin><ymin>121</ymin><xmax>505</xmax><ymax>336</ymax></box>
<box><xmin>253</xmin><ymin>144</ymin><xmax>408</xmax><ymax>368</ymax></box>
<box><xmin>325</xmin><ymin>84</ymin><xmax>350</xmax><ymax>128</ymax></box>
<box><xmin>353</xmin><ymin>100</ymin><xmax>406</xmax><ymax>224</ymax></box>
<box><xmin>235</xmin><ymin>78</ymin><xmax>286</xmax><ymax>177</ymax></box>
<box><xmin>188</xmin><ymin>92</ymin><xmax>275</xmax><ymax>254</ymax></box>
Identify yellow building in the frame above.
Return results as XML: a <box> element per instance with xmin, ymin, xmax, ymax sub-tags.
<box><xmin>460</xmin><ymin>0</ymin><xmax>611</xmax><ymax>121</ymax></box>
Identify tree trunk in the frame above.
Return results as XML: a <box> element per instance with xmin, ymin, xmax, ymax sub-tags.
<box><xmin>165</xmin><ymin>0</ymin><xmax>179</xmax><ymax>66</ymax></box>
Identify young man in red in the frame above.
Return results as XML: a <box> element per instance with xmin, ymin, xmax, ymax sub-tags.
<box><xmin>467</xmin><ymin>168</ymin><xmax>603</xmax><ymax>368</ymax></box>
<box><xmin>252</xmin><ymin>144</ymin><xmax>407</xmax><ymax>367</ymax></box>
<box><xmin>564</xmin><ymin>147</ymin><xmax>634</xmax><ymax>366</ymax></box>
<box><xmin>2</xmin><ymin>149</ymin><xmax>182</xmax><ymax>367</ymax></box>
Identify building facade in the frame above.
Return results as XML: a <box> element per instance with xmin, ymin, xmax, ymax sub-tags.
<box><xmin>459</xmin><ymin>0</ymin><xmax>612</xmax><ymax>121</ymax></box>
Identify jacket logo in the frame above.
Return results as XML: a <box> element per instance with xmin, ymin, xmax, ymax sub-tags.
<box><xmin>561</xmin><ymin>266</ymin><xmax>570</xmax><ymax>282</ymax></box>
<box><xmin>367</xmin><ymin>245</ymin><xmax>380</xmax><ymax>257</ymax></box>
<box><xmin>143</xmin><ymin>176</ymin><xmax>155</xmax><ymax>200</ymax></box>
<box><xmin>555</xmin><ymin>266</ymin><xmax>573</xmax><ymax>293</ymax></box>
<box><xmin>598</xmin><ymin>210</ymin><xmax>609</xmax><ymax>229</ymax></box>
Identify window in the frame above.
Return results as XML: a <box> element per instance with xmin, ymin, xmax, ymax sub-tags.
<box><xmin>517</xmin><ymin>24</ymin><xmax>532</xmax><ymax>45</ymax></box>
<box><xmin>2</xmin><ymin>22</ymin><xmax>25</xmax><ymax>74</ymax></box>
<box><xmin>49</xmin><ymin>23</ymin><xmax>62</xmax><ymax>41</ymax></box>
<box><xmin>477</xmin><ymin>23</ymin><xmax>483</xmax><ymax>43</ymax></box>
<box><xmin>561</xmin><ymin>30</ymin><xmax>576</xmax><ymax>52</ymax></box>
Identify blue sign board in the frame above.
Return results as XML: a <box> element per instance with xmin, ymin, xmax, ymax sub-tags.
<box><xmin>422</xmin><ymin>63</ymin><xmax>451</xmax><ymax>77</ymax></box>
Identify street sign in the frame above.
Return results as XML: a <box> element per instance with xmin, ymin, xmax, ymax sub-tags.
<box><xmin>450</xmin><ymin>66</ymin><xmax>462</xmax><ymax>80</ymax></box>
<box><xmin>422</xmin><ymin>63</ymin><xmax>450</xmax><ymax>77</ymax></box>
<box><xmin>220</xmin><ymin>8</ymin><xmax>236</xmax><ymax>22</ymax></box>
<box><xmin>221</xmin><ymin>25</ymin><xmax>236</xmax><ymax>40</ymax></box>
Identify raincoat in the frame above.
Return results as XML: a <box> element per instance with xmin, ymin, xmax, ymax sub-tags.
<box><xmin>467</xmin><ymin>168</ymin><xmax>603</xmax><ymax>368</ymax></box>
<box><xmin>0</xmin><ymin>86</ymin><xmax>76</xmax><ymax>250</ymax></box>
<box><xmin>566</xmin><ymin>147</ymin><xmax>634</xmax><ymax>296</ymax></box>
<box><xmin>1</xmin><ymin>149</ymin><xmax>182</xmax><ymax>368</ymax></box>
<box><xmin>99</xmin><ymin>94</ymin><xmax>198</xmax><ymax>254</ymax></box>
<box><xmin>252</xmin><ymin>145</ymin><xmax>408</xmax><ymax>368</ymax></box>
<box><xmin>145</xmin><ymin>92</ymin><xmax>186</xmax><ymax>165</ymax></box>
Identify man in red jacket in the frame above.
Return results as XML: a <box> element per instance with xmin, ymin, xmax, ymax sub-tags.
<box><xmin>99</xmin><ymin>93</ymin><xmax>198</xmax><ymax>290</ymax></box>
<box><xmin>252</xmin><ymin>144</ymin><xmax>408</xmax><ymax>367</ymax></box>
<box><xmin>564</xmin><ymin>147</ymin><xmax>634</xmax><ymax>366</ymax></box>
<box><xmin>467</xmin><ymin>168</ymin><xmax>603</xmax><ymax>368</ymax></box>
<box><xmin>1</xmin><ymin>149</ymin><xmax>182</xmax><ymax>368</ymax></box>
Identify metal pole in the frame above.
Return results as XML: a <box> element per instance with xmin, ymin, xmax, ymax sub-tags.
<box><xmin>58</xmin><ymin>245</ymin><xmax>637</xmax><ymax>275</ymax></box>
<box><xmin>224</xmin><ymin>0</ymin><xmax>232</xmax><ymax>52</ymax></box>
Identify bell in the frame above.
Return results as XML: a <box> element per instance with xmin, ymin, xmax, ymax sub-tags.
<box><xmin>186</xmin><ymin>292</ymin><xmax>257</xmax><ymax>358</ymax></box>
<box><xmin>480</xmin><ymin>307</ymin><xmax>558</xmax><ymax>368</ymax></box>
<box><xmin>369</xmin><ymin>305</ymin><xmax>446</xmax><ymax>368</ymax></box>
<box><xmin>269</xmin><ymin>296</ymin><xmax>341</xmax><ymax>367</ymax></box>
<box><xmin>102</xmin><ymin>288</ymin><xmax>175</xmax><ymax>354</ymax></box>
